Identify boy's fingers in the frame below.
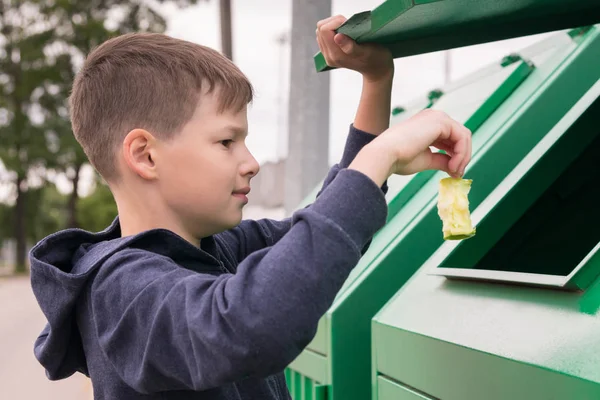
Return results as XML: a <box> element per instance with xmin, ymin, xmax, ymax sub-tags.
<box><xmin>316</xmin><ymin>32</ymin><xmax>325</xmax><ymax>56</ymax></box>
<box><xmin>434</xmin><ymin>115</ymin><xmax>469</xmax><ymax>176</ymax></box>
<box><xmin>318</xmin><ymin>19</ymin><xmax>349</xmax><ymax>66</ymax></box>
<box><xmin>449</xmin><ymin>138</ymin><xmax>466</xmax><ymax>176</ymax></box>
<box><xmin>315</xmin><ymin>16</ymin><xmax>350</xmax><ymax>67</ymax></box>
<box><xmin>315</xmin><ymin>20</ymin><xmax>335</xmax><ymax>62</ymax></box>
<box><xmin>316</xmin><ymin>16</ymin><xmax>334</xmax><ymax>30</ymax></box>
<box><xmin>466</xmin><ymin>127</ymin><xmax>472</xmax><ymax>173</ymax></box>
<box><xmin>318</xmin><ymin>35</ymin><xmax>338</xmax><ymax>69</ymax></box>
<box><xmin>449</xmin><ymin>121</ymin><xmax>471</xmax><ymax>177</ymax></box>
<box><xmin>456</xmin><ymin>123</ymin><xmax>472</xmax><ymax>176</ymax></box>
<box><xmin>317</xmin><ymin>15</ymin><xmax>346</xmax><ymax>33</ymax></box>
<box><xmin>427</xmin><ymin>151</ymin><xmax>452</xmax><ymax>175</ymax></box>
<box><xmin>316</xmin><ymin>15</ymin><xmax>342</xmax><ymax>30</ymax></box>
<box><xmin>431</xmin><ymin>142</ymin><xmax>454</xmax><ymax>157</ymax></box>
<box><xmin>319</xmin><ymin>33</ymin><xmax>338</xmax><ymax>65</ymax></box>
<box><xmin>334</xmin><ymin>33</ymin><xmax>356</xmax><ymax>55</ymax></box>
<box><xmin>320</xmin><ymin>16</ymin><xmax>347</xmax><ymax>35</ymax></box>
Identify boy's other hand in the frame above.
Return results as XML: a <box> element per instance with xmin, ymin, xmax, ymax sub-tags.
<box><xmin>316</xmin><ymin>15</ymin><xmax>393</xmax><ymax>82</ymax></box>
<box><xmin>382</xmin><ymin>109</ymin><xmax>472</xmax><ymax>177</ymax></box>
<box><xmin>349</xmin><ymin>110</ymin><xmax>472</xmax><ymax>187</ymax></box>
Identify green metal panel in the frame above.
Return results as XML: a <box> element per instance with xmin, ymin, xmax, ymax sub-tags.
<box><xmin>372</xmin><ymin>28</ymin><xmax>600</xmax><ymax>400</ymax></box>
<box><xmin>435</xmin><ymin>57</ymin><xmax>534</xmax><ymax>132</ymax></box>
<box><xmin>377</xmin><ymin>376</ymin><xmax>435</xmax><ymax>400</ymax></box>
<box><xmin>285</xmin><ymin>369</ymin><xmax>329</xmax><ymax>400</ymax></box>
<box><xmin>288</xmin><ymin>347</ymin><xmax>329</xmax><ymax>384</ymax></box>
<box><xmin>372</xmin><ymin>323</ymin><xmax>600</xmax><ymax>400</ymax></box>
<box><xmin>325</xmin><ymin>27</ymin><xmax>597</xmax><ymax>400</ymax></box>
<box><xmin>314</xmin><ymin>0</ymin><xmax>600</xmax><ymax>71</ymax></box>
<box><xmin>304</xmin><ymin>316</ymin><xmax>328</xmax><ymax>356</ymax></box>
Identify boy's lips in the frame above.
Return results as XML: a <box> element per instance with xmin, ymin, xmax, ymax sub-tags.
<box><xmin>232</xmin><ymin>187</ymin><xmax>250</xmax><ymax>203</ymax></box>
<box><xmin>232</xmin><ymin>187</ymin><xmax>250</xmax><ymax>195</ymax></box>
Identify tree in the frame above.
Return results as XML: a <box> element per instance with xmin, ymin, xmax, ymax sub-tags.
<box><xmin>219</xmin><ymin>0</ymin><xmax>233</xmax><ymax>60</ymax></box>
<box><xmin>77</xmin><ymin>179</ymin><xmax>118</xmax><ymax>233</ymax></box>
<box><xmin>0</xmin><ymin>1</ymin><xmax>71</xmax><ymax>272</ymax></box>
<box><xmin>0</xmin><ymin>202</ymin><xmax>12</xmax><ymax>244</ymax></box>
<box><xmin>25</xmin><ymin>184</ymin><xmax>68</xmax><ymax>243</ymax></box>
<box><xmin>0</xmin><ymin>0</ymin><xmax>200</xmax><ymax>272</ymax></box>
<box><xmin>0</xmin><ymin>183</ymin><xmax>68</xmax><ymax>257</ymax></box>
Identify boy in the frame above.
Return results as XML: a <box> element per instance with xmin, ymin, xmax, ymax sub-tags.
<box><xmin>30</xmin><ymin>15</ymin><xmax>471</xmax><ymax>400</ymax></box>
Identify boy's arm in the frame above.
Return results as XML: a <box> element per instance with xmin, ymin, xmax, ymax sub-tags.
<box><xmin>220</xmin><ymin>16</ymin><xmax>394</xmax><ymax>262</ymax></box>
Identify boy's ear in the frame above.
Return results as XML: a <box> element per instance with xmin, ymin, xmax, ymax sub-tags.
<box><xmin>122</xmin><ymin>129</ymin><xmax>159</xmax><ymax>180</ymax></box>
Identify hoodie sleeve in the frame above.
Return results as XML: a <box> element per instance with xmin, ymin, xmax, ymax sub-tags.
<box><xmin>218</xmin><ymin>124</ymin><xmax>389</xmax><ymax>263</ymax></box>
<box><xmin>92</xmin><ymin>168</ymin><xmax>388</xmax><ymax>394</ymax></box>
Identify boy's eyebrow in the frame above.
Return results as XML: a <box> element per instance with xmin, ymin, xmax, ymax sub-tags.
<box><xmin>224</xmin><ymin>125</ymin><xmax>248</xmax><ymax>138</ymax></box>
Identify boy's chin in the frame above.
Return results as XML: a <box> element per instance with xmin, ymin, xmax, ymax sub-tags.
<box><xmin>219</xmin><ymin>213</ymin><xmax>244</xmax><ymax>231</ymax></box>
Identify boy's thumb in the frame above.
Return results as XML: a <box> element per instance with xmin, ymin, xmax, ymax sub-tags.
<box><xmin>334</xmin><ymin>33</ymin><xmax>356</xmax><ymax>55</ymax></box>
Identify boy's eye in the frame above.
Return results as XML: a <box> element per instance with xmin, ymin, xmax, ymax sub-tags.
<box><xmin>220</xmin><ymin>139</ymin><xmax>234</xmax><ymax>148</ymax></box>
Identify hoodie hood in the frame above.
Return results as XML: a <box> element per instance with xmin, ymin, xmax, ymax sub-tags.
<box><xmin>29</xmin><ymin>218</ymin><xmax>125</xmax><ymax>380</ymax></box>
<box><xmin>29</xmin><ymin>217</ymin><xmax>224</xmax><ymax>381</ymax></box>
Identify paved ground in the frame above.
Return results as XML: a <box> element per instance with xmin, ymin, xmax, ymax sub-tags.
<box><xmin>0</xmin><ymin>276</ymin><xmax>92</xmax><ymax>399</ymax></box>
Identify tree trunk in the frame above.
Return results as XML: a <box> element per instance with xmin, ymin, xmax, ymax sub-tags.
<box><xmin>219</xmin><ymin>0</ymin><xmax>233</xmax><ymax>60</ymax></box>
<box><xmin>67</xmin><ymin>164</ymin><xmax>82</xmax><ymax>229</ymax></box>
<box><xmin>14</xmin><ymin>175</ymin><xmax>27</xmax><ymax>274</ymax></box>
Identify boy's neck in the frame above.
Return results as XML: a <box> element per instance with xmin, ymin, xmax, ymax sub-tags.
<box><xmin>112</xmin><ymin>186</ymin><xmax>201</xmax><ymax>247</ymax></box>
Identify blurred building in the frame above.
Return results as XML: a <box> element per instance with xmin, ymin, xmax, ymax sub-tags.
<box><xmin>243</xmin><ymin>159</ymin><xmax>286</xmax><ymax>220</ymax></box>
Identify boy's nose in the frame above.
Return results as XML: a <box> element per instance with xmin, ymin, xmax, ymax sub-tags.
<box><xmin>241</xmin><ymin>152</ymin><xmax>260</xmax><ymax>178</ymax></box>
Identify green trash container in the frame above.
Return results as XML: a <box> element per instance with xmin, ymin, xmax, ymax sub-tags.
<box><xmin>372</xmin><ymin>25</ymin><xmax>600</xmax><ymax>400</ymax></box>
<box><xmin>283</xmin><ymin>23</ymin><xmax>589</xmax><ymax>400</ymax></box>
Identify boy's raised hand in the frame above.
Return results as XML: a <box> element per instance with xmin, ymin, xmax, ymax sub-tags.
<box><xmin>316</xmin><ymin>15</ymin><xmax>393</xmax><ymax>82</ymax></box>
<box><xmin>350</xmin><ymin>110</ymin><xmax>473</xmax><ymax>186</ymax></box>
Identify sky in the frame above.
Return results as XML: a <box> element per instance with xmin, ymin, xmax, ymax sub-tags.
<box><xmin>1</xmin><ymin>0</ymin><xmax>555</xmax><ymax>200</ymax></box>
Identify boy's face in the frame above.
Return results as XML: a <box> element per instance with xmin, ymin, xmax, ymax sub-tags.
<box><xmin>157</xmin><ymin>90</ymin><xmax>259</xmax><ymax>239</ymax></box>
